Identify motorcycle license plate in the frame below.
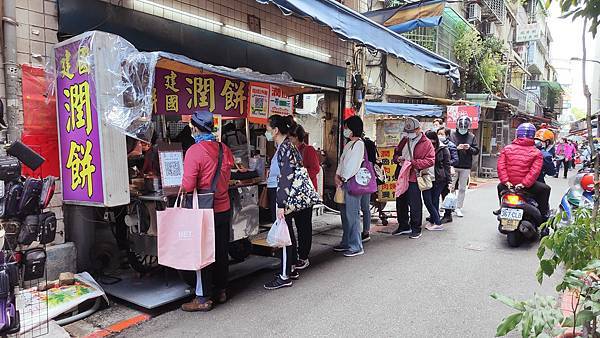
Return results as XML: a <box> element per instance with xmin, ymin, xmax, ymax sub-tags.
<box><xmin>500</xmin><ymin>208</ymin><xmax>523</xmax><ymax>221</ymax></box>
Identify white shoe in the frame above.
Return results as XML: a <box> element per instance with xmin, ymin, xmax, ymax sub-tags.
<box><xmin>455</xmin><ymin>208</ymin><xmax>464</xmax><ymax>217</ymax></box>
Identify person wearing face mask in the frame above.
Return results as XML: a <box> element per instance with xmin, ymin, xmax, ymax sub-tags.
<box><xmin>449</xmin><ymin>116</ymin><xmax>479</xmax><ymax>218</ymax></box>
<box><xmin>333</xmin><ymin>115</ymin><xmax>369</xmax><ymax>256</ymax></box>
<box><xmin>494</xmin><ymin>123</ymin><xmax>549</xmax><ymax>218</ymax></box>
<box><xmin>391</xmin><ymin>117</ymin><xmax>435</xmax><ymax>239</ymax></box>
<box><xmin>437</xmin><ymin>127</ymin><xmax>459</xmax><ymax>224</ymax></box>
<box><xmin>288</xmin><ymin>124</ymin><xmax>320</xmax><ymax>270</ymax></box>
<box><xmin>180</xmin><ymin>110</ymin><xmax>235</xmax><ymax>312</ymax></box>
<box><xmin>423</xmin><ymin>130</ymin><xmax>451</xmax><ymax>231</ymax></box>
<box><xmin>534</xmin><ymin>129</ymin><xmax>556</xmax><ymax>183</ymax></box>
<box><xmin>264</xmin><ymin>114</ymin><xmax>307</xmax><ymax>290</ymax></box>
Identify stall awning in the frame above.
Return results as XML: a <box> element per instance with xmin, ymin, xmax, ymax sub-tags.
<box><xmin>255</xmin><ymin>0</ymin><xmax>460</xmax><ymax>83</ymax></box>
<box><xmin>363</xmin><ymin>0</ymin><xmax>445</xmax><ymax>34</ymax></box>
<box><xmin>365</xmin><ymin>102</ymin><xmax>444</xmax><ymax>117</ymax></box>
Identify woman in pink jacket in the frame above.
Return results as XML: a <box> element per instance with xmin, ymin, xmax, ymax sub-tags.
<box><xmin>555</xmin><ymin>138</ymin><xmax>574</xmax><ymax>178</ymax></box>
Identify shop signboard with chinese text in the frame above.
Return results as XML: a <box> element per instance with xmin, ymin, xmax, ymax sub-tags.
<box><xmin>55</xmin><ymin>36</ymin><xmax>105</xmax><ymax>205</ymax></box>
<box><xmin>54</xmin><ymin>32</ymin><xmax>129</xmax><ymax>207</ymax></box>
<box><xmin>446</xmin><ymin>105</ymin><xmax>480</xmax><ymax>129</ymax></box>
<box><xmin>269</xmin><ymin>85</ymin><xmax>294</xmax><ymax>116</ymax></box>
<box><xmin>377</xmin><ymin>147</ymin><xmax>397</xmax><ymax>202</ymax></box>
<box><xmin>153</xmin><ymin>68</ymin><xmax>248</xmax><ymax>118</ymax></box>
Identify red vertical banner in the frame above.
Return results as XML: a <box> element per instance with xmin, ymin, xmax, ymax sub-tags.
<box><xmin>446</xmin><ymin>105</ymin><xmax>480</xmax><ymax>129</ymax></box>
<box><xmin>21</xmin><ymin>65</ymin><xmax>60</xmax><ymax>177</ymax></box>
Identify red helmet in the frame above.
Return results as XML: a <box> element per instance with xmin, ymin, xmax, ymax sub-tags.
<box><xmin>580</xmin><ymin>174</ymin><xmax>594</xmax><ymax>192</ymax></box>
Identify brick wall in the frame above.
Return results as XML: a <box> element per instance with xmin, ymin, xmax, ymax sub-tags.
<box><xmin>4</xmin><ymin>0</ymin><xmax>65</xmax><ymax>244</ymax></box>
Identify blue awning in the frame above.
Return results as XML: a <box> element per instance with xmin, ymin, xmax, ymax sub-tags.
<box><xmin>365</xmin><ymin>102</ymin><xmax>444</xmax><ymax>117</ymax></box>
<box><xmin>364</xmin><ymin>0</ymin><xmax>445</xmax><ymax>34</ymax></box>
<box><xmin>255</xmin><ymin>0</ymin><xmax>460</xmax><ymax>83</ymax></box>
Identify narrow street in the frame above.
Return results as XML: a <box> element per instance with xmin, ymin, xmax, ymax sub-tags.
<box><xmin>118</xmin><ymin>176</ymin><xmax>569</xmax><ymax>337</ymax></box>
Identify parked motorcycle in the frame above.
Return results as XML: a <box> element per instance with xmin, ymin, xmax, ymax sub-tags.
<box><xmin>497</xmin><ymin>188</ymin><xmax>544</xmax><ymax>247</ymax></box>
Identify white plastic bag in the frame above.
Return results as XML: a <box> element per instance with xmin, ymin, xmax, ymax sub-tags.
<box><xmin>267</xmin><ymin>218</ymin><xmax>292</xmax><ymax>247</ymax></box>
<box><xmin>442</xmin><ymin>192</ymin><xmax>457</xmax><ymax>210</ymax></box>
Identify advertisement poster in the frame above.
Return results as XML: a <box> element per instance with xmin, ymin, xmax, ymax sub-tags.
<box><xmin>377</xmin><ymin>147</ymin><xmax>397</xmax><ymax>202</ymax></box>
<box><xmin>213</xmin><ymin>114</ymin><xmax>222</xmax><ymax>141</ymax></box>
<box><xmin>269</xmin><ymin>85</ymin><xmax>294</xmax><ymax>116</ymax></box>
<box><xmin>446</xmin><ymin>105</ymin><xmax>480</xmax><ymax>129</ymax></box>
<box><xmin>377</xmin><ymin>120</ymin><xmax>404</xmax><ymax>147</ymax></box>
<box><xmin>55</xmin><ymin>36</ymin><xmax>104</xmax><ymax>204</ymax></box>
<box><xmin>153</xmin><ymin>67</ymin><xmax>248</xmax><ymax>118</ymax></box>
<box><xmin>248</xmin><ymin>82</ymin><xmax>270</xmax><ymax>124</ymax></box>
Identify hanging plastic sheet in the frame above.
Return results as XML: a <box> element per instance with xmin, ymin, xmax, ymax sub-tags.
<box><xmin>47</xmin><ymin>31</ymin><xmax>303</xmax><ymax>143</ymax></box>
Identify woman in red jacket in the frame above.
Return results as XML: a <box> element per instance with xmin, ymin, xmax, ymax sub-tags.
<box><xmin>180</xmin><ymin>110</ymin><xmax>235</xmax><ymax>312</ymax></box>
<box><xmin>496</xmin><ymin>123</ymin><xmax>550</xmax><ymax>218</ymax></box>
<box><xmin>289</xmin><ymin>124</ymin><xmax>320</xmax><ymax>270</ymax></box>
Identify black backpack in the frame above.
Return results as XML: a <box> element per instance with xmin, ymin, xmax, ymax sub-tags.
<box><xmin>0</xmin><ymin>181</ymin><xmax>23</xmax><ymax>219</ymax></box>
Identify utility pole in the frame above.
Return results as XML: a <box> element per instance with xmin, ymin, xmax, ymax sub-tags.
<box><xmin>3</xmin><ymin>0</ymin><xmax>20</xmax><ymax>143</ymax></box>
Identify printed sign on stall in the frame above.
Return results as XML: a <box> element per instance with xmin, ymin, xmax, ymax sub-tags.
<box><xmin>269</xmin><ymin>85</ymin><xmax>294</xmax><ymax>116</ymax></box>
<box><xmin>248</xmin><ymin>82</ymin><xmax>270</xmax><ymax>124</ymax></box>
<box><xmin>213</xmin><ymin>114</ymin><xmax>222</xmax><ymax>142</ymax></box>
<box><xmin>55</xmin><ymin>36</ymin><xmax>104</xmax><ymax>204</ymax></box>
<box><xmin>446</xmin><ymin>105</ymin><xmax>480</xmax><ymax>129</ymax></box>
<box><xmin>153</xmin><ymin>68</ymin><xmax>248</xmax><ymax>118</ymax></box>
<box><xmin>377</xmin><ymin>147</ymin><xmax>398</xmax><ymax>202</ymax></box>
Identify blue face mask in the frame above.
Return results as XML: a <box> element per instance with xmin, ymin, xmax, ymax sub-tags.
<box><xmin>193</xmin><ymin>133</ymin><xmax>216</xmax><ymax>143</ymax></box>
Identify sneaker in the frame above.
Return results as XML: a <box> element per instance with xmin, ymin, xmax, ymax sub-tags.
<box><xmin>295</xmin><ymin>259</ymin><xmax>310</xmax><ymax>270</ymax></box>
<box><xmin>428</xmin><ymin>224</ymin><xmax>445</xmax><ymax>231</ymax></box>
<box><xmin>409</xmin><ymin>232</ymin><xmax>422</xmax><ymax>239</ymax></box>
<box><xmin>392</xmin><ymin>227</ymin><xmax>412</xmax><ymax>236</ymax></box>
<box><xmin>343</xmin><ymin>249</ymin><xmax>364</xmax><ymax>257</ymax></box>
<box><xmin>361</xmin><ymin>233</ymin><xmax>371</xmax><ymax>243</ymax></box>
<box><xmin>274</xmin><ymin>271</ymin><xmax>300</xmax><ymax>280</ymax></box>
<box><xmin>181</xmin><ymin>297</ymin><xmax>213</xmax><ymax>312</ymax></box>
<box><xmin>424</xmin><ymin>222</ymin><xmax>434</xmax><ymax>230</ymax></box>
<box><xmin>455</xmin><ymin>208</ymin><xmax>464</xmax><ymax>217</ymax></box>
<box><xmin>333</xmin><ymin>245</ymin><xmax>349</xmax><ymax>252</ymax></box>
<box><xmin>264</xmin><ymin>275</ymin><xmax>293</xmax><ymax>290</ymax></box>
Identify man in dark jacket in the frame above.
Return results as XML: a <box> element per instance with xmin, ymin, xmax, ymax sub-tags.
<box><xmin>438</xmin><ymin>127</ymin><xmax>458</xmax><ymax>223</ymax></box>
<box><xmin>449</xmin><ymin>116</ymin><xmax>479</xmax><ymax>218</ymax></box>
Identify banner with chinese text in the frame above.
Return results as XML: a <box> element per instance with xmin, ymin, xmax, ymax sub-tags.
<box><xmin>376</xmin><ymin>147</ymin><xmax>397</xmax><ymax>202</ymax></box>
<box><xmin>55</xmin><ymin>37</ymin><xmax>104</xmax><ymax>204</ymax></box>
<box><xmin>248</xmin><ymin>82</ymin><xmax>270</xmax><ymax>124</ymax></box>
<box><xmin>269</xmin><ymin>85</ymin><xmax>294</xmax><ymax>116</ymax></box>
<box><xmin>153</xmin><ymin>68</ymin><xmax>248</xmax><ymax>118</ymax></box>
<box><xmin>446</xmin><ymin>105</ymin><xmax>480</xmax><ymax>129</ymax></box>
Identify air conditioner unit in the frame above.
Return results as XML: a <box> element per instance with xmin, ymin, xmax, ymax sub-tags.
<box><xmin>467</xmin><ymin>3</ymin><xmax>482</xmax><ymax>23</ymax></box>
<box><xmin>483</xmin><ymin>21</ymin><xmax>497</xmax><ymax>36</ymax></box>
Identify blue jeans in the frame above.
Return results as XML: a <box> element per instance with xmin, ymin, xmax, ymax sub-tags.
<box><xmin>395</xmin><ymin>182</ymin><xmax>423</xmax><ymax>234</ymax></box>
<box><xmin>360</xmin><ymin>194</ymin><xmax>371</xmax><ymax>234</ymax></box>
<box><xmin>340</xmin><ymin>186</ymin><xmax>364</xmax><ymax>252</ymax></box>
<box><xmin>422</xmin><ymin>181</ymin><xmax>445</xmax><ymax>225</ymax></box>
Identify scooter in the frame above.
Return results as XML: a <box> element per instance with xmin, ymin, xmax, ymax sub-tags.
<box><xmin>558</xmin><ymin>172</ymin><xmax>594</xmax><ymax>225</ymax></box>
<box><xmin>497</xmin><ymin>188</ymin><xmax>544</xmax><ymax>247</ymax></box>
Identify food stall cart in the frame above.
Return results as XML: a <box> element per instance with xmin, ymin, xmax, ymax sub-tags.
<box><xmin>54</xmin><ymin>31</ymin><xmax>315</xmax><ymax>308</ymax></box>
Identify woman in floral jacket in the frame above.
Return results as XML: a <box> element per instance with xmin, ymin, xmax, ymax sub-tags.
<box><xmin>264</xmin><ymin>114</ymin><xmax>310</xmax><ymax>290</ymax></box>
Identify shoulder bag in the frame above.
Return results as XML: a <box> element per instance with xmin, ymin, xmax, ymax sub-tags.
<box><xmin>184</xmin><ymin>142</ymin><xmax>223</xmax><ymax>209</ymax></box>
<box><xmin>407</xmin><ymin>139</ymin><xmax>433</xmax><ymax>191</ymax></box>
<box><xmin>347</xmin><ymin>140</ymin><xmax>378</xmax><ymax>196</ymax></box>
<box><xmin>284</xmin><ymin>145</ymin><xmax>321</xmax><ymax>214</ymax></box>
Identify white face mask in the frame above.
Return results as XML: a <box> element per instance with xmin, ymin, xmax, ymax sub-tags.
<box><xmin>406</xmin><ymin>132</ymin><xmax>418</xmax><ymax>140</ymax></box>
<box><xmin>265</xmin><ymin>130</ymin><xmax>274</xmax><ymax>142</ymax></box>
<box><xmin>343</xmin><ymin>129</ymin><xmax>352</xmax><ymax>139</ymax></box>
<box><xmin>438</xmin><ymin>135</ymin><xmax>446</xmax><ymax>142</ymax></box>
<box><xmin>458</xmin><ymin>128</ymin><xmax>468</xmax><ymax>135</ymax></box>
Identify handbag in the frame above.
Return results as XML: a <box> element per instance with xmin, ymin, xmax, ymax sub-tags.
<box><xmin>417</xmin><ymin>170</ymin><xmax>433</xmax><ymax>191</ymax></box>
<box><xmin>184</xmin><ymin>142</ymin><xmax>223</xmax><ymax>209</ymax></box>
<box><xmin>17</xmin><ymin>215</ymin><xmax>39</xmax><ymax>245</ymax></box>
<box><xmin>22</xmin><ymin>248</ymin><xmax>46</xmax><ymax>281</ymax></box>
<box><xmin>284</xmin><ymin>146</ymin><xmax>320</xmax><ymax>214</ymax></box>
<box><xmin>157</xmin><ymin>189</ymin><xmax>216</xmax><ymax>271</ymax></box>
<box><xmin>259</xmin><ymin>188</ymin><xmax>269</xmax><ymax>209</ymax></box>
<box><xmin>334</xmin><ymin>187</ymin><xmax>345</xmax><ymax>204</ymax></box>
<box><xmin>267</xmin><ymin>218</ymin><xmax>292</xmax><ymax>248</ymax></box>
<box><xmin>347</xmin><ymin>141</ymin><xmax>378</xmax><ymax>196</ymax></box>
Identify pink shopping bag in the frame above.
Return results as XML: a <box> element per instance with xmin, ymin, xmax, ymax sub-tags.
<box><xmin>395</xmin><ymin>161</ymin><xmax>412</xmax><ymax>197</ymax></box>
<box><xmin>157</xmin><ymin>190</ymin><xmax>215</xmax><ymax>271</ymax></box>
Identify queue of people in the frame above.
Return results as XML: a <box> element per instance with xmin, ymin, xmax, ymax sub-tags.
<box><xmin>178</xmin><ymin>110</ymin><xmax>481</xmax><ymax>311</ymax></box>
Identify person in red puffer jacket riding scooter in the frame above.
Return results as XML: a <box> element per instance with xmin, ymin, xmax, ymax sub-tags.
<box><xmin>494</xmin><ymin>123</ymin><xmax>550</xmax><ymax>219</ymax></box>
